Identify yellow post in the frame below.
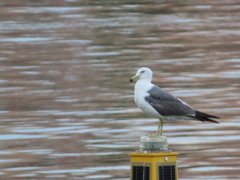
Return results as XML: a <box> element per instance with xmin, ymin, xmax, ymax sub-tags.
<box><xmin>129</xmin><ymin>136</ymin><xmax>179</xmax><ymax>180</ymax></box>
<box><xmin>129</xmin><ymin>152</ymin><xmax>179</xmax><ymax>180</ymax></box>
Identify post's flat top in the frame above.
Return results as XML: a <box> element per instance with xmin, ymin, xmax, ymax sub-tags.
<box><xmin>129</xmin><ymin>152</ymin><xmax>179</xmax><ymax>156</ymax></box>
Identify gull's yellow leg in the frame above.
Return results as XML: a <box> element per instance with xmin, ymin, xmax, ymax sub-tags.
<box><xmin>149</xmin><ymin>119</ymin><xmax>163</xmax><ymax>137</ymax></box>
<box><xmin>159</xmin><ymin>119</ymin><xmax>163</xmax><ymax>135</ymax></box>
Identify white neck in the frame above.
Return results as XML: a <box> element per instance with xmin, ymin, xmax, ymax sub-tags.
<box><xmin>134</xmin><ymin>79</ymin><xmax>153</xmax><ymax>104</ymax></box>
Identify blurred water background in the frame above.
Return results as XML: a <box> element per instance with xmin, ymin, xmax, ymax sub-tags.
<box><xmin>0</xmin><ymin>0</ymin><xmax>240</xmax><ymax>180</ymax></box>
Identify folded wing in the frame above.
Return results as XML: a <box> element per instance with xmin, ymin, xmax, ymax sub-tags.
<box><xmin>145</xmin><ymin>85</ymin><xmax>219</xmax><ymax>123</ymax></box>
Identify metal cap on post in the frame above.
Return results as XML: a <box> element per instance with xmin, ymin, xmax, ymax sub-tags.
<box><xmin>139</xmin><ymin>135</ymin><xmax>169</xmax><ymax>152</ymax></box>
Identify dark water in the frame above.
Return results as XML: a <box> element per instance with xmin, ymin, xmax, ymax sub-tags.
<box><xmin>0</xmin><ymin>1</ymin><xmax>240</xmax><ymax>180</ymax></box>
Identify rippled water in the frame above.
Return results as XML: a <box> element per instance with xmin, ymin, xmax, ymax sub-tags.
<box><xmin>0</xmin><ymin>1</ymin><xmax>240</xmax><ymax>180</ymax></box>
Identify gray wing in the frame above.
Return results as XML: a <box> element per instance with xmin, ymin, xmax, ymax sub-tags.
<box><xmin>145</xmin><ymin>85</ymin><xmax>195</xmax><ymax>116</ymax></box>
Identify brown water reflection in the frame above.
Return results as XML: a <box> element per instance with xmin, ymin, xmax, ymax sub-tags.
<box><xmin>0</xmin><ymin>1</ymin><xmax>240</xmax><ymax>180</ymax></box>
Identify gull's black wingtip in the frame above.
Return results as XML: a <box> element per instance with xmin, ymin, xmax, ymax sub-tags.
<box><xmin>190</xmin><ymin>110</ymin><xmax>220</xmax><ymax>124</ymax></box>
<box><xmin>205</xmin><ymin>118</ymin><xmax>219</xmax><ymax>124</ymax></box>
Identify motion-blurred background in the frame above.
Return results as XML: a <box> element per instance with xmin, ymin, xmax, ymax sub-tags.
<box><xmin>0</xmin><ymin>0</ymin><xmax>239</xmax><ymax>179</ymax></box>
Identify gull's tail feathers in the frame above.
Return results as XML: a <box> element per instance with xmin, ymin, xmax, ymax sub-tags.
<box><xmin>190</xmin><ymin>110</ymin><xmax>220</xmax><ymax>124</ymax></box>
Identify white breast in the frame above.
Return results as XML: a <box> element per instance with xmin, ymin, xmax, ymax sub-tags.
<box><xmin>134</xmin><ymin>80</ymin><xmax>163</xmax><ymax>119</ymax></box>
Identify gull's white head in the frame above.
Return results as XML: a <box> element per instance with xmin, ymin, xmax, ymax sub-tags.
<box><xmin>130</xmin><ymin>67</ymin><xmax>153</xmax><ymax>83</ymax></box>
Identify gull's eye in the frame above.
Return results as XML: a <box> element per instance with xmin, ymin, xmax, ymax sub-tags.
<box><xmin>141</xmin><ymin>71</ymin><xmax>145</xmax><ymax>73</ymax></box>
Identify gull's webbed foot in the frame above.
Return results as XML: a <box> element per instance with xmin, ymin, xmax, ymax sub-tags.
<box><xmin>148</xmin><ymin>132</ymin><xmax>162</xmax><ymax>138</ymax></box>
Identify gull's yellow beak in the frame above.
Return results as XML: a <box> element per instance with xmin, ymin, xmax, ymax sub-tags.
<box><xmin>130</xmin><ymin>75</ymin><xmax>138</xmax><ymax>83</ymax></box>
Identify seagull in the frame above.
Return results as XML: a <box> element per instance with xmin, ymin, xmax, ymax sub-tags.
<box><xmin>130</xmin><ymin>67</ymin><xmax>219</xmax><ymax>137</ymax></box>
